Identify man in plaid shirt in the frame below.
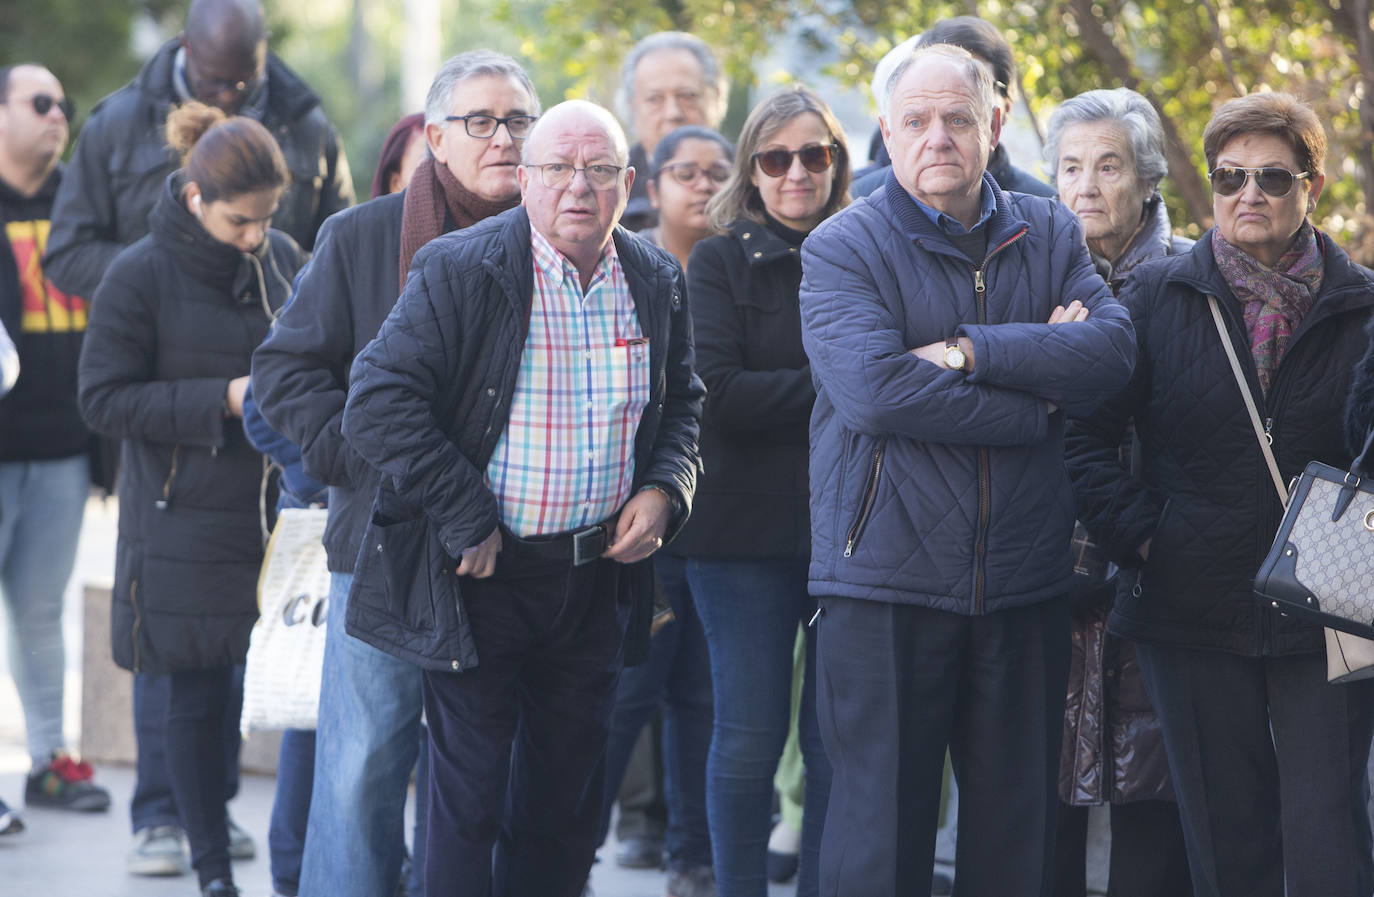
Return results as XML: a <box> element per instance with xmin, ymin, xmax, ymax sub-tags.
<box><xmin>341</xmin><ymin>99</ymin><xmax>704</xmax><ymax>897</ymax></box>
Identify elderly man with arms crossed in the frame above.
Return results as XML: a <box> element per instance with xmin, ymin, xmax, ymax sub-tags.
<box><xmin>340</xmin><ymin>99</ymin><xmax>704</xmax><ymax>897</ymax></box>
<box><xmin>798</xmin><ymin>44</ymin><xmax>1136</xmax><ymax>897</ymax></box>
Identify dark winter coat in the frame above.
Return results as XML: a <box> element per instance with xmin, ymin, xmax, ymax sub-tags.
<box><xmin>1060</xmin><ymin>194</ymin><xmax>1189</xmax><ymax>806</ymax></box>
<box><xmin>0</xmin><ymin>166</ymin><xmax>90</xmax><ymax>461</ymax></box>
<box><xmin>251</xmin><ymin>191</ymin><xmax>404</xmax><ymax>573</ymax></box>
<box><xmin>340</xmin><ymin>206</ymin><xmax>704</xmax><ymax>671</ymax></box>
<box><xmin>799</xmin><ymin>172</ymin><xmax>1135</xmax><ymax>612</ymax></box>
<box><xmin>671</xmin><ymin>216</ymin><xmax>813</xmax><ymax>559</ymax></box>
<box><xmin>44</xmin><ymin>38</ymin><xmax>351</xmax><ymax>301</ymax></box>
<box><xmin>1067</xmin><ymin>229</ymin><xmax>1374</xmax><ymax>656</ymax></box>
<box><xmin>78</xmin><ymin>172</ymin><xmax>304</xmax><ymax>674</ymax></box>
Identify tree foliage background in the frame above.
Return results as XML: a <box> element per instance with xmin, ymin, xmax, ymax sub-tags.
<box><xmin>10</xmin><ymin>0</ymin><xmax>1374</xmax><ymax>260</ymax></box>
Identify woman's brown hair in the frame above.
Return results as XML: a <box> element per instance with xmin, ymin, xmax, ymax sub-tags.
<box><xmin>165</xmin><ymin>100</ymin><xmax>290</xmax><ymax>204</ymax></box>
<box><xmin>1202</xmin><ymin>91</ymin><xmax>1326</xmax><ymax>179</ymax></box>
<box><xmin>706</xmin><ymin>85</ymin><xmax>850</xmax><ymax>233</ymax></box>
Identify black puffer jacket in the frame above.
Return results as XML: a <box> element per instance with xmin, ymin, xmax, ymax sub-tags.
<box><xmin>79</xmin><ymin>172</ymin><xmax>304</xmax><ymax>674</ymax></box>
<box><xmin>45</xmin><ymin>38</ymin><xmax>351</xmax><ymax>300</ymax></box>
<box><xmin>340</xmin><ymin>207</ymin><xmax>705</xmax><ymax>670</ymax></box>
<box><xmin>1067</xmin><ymin>230</ymin><xmax>1374</xmax><ymax>655</ymax></box>
<box><xmin>252</xmin><ymin>191</ymin><xmax>405</xmax><ymax>573</ymax></box>
<box><xmin>672</xmin><ymin>215</ymin><xmax>813</xmax><ymax>559</ymax></box>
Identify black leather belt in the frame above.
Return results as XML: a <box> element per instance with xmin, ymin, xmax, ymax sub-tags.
<box><xmin>508</xmin><ymin>522</ymin><xmax>609</xmax><ymax>567</ymax></box>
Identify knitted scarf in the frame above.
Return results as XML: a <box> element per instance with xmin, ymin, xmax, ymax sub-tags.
<box><xmin>398</xmin><ymin>156</ymin><xmax>519</xmax><ymax>294</ymax></box>
<box><xmin>1211</xmin><ymin>222</ymin><xmax>1324</xmax><ymax>395</ymax></box>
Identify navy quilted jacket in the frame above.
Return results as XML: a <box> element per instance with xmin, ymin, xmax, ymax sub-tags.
<box><xmin>799</xmin><ymin>172</ymin><xmax>1136</xmax><ymax>614</ymax></box>
<box><xmin>1068</xmin><ymin>231</ymin><xmax>1374</xmax><ymax>655</ymax></box>
<box><xmin>339</xmin><ymin>206</ymin><xmax>704</xmax><ymax>669</ymax></box>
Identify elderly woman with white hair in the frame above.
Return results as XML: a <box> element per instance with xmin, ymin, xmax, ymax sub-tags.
<box><xmin>1045</xmin><ymin>88</ymin><xmax>1193</xmax><ymax>897</ymax></box>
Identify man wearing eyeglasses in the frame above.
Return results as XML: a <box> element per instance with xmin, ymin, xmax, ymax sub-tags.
<box><xmin>798</xmin><ymin>45</ymin><xmax>1136</xmax><ymax>897</ymax></box>
<box><xmin>252</xmin><ymin>51</ymin><xmax>554</xmax><ymax>897</ymax></box>
<box><xmin>0</xmin><ymin>62</ymin><xmax>113</xmax><ymax>838</ymax></box>
<box><xmin>338</xmin><ymin>99</ymin><xmax>703</xmax><ymax>896</ymax></box>
<box><xmin>43</xmin><ymin>0</ymin><xmax>353</xmax><ymax>306</ymax></box>
<box><xmin>616</xmin><ymin>31</ymin><xmax>728</xmax><ymax>232</ymax></box>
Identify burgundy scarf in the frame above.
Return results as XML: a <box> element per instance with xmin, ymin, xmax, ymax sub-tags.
<box><xmin>1212</xmin><ymin>222</ymin><xmax>1324</xmax><ymax>396</ymax></box>
<box><xmin>398</xmin><ymin>156</ymin><xmax>519</xmax><ymax>294</ymax></box>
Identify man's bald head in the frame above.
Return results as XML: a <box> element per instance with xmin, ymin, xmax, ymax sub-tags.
<box><xmin>182</xmin><ymin>0</ymin><xmax>268</xmax><ymax>112</ymax></box>
<box><xmin>521</xmin><ymin>100</ymin><xmax>630</xmax><ymax>167</ymax></box>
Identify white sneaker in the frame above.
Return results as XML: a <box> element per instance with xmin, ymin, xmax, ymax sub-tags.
<box><xmin>127</xmin><ymin>825</ymin><xmax>190</xmax><ymax>876</ymax></box>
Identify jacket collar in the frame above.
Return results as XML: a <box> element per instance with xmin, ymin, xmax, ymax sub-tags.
<box><xmin>1102</xmin><ymin>193</ymin><xmax>1176</xmax><ymax>287</ymax></box>
<box><xmin>1166</xmin><ymin>227</ymin><xmax>1374</xmax><ymax>325</ymax></box>
<box><xmin>136</xmin><ymin>38</ymin><xmax>321</xmax><ymax>126</ymax></box>
<box><xmin>729</xmin><ymin>216</ymin><xmax>804</xmax><ymax>267</ymax></box>
<box><xmin>885</xmin><ymin>169</ymin><xmax>1030</xmax><ymax>262</ymax></box>
<box><xmin>0</xmin><ymin>165</ymin><xmax>62</xmax><ymax>209</ymax></box>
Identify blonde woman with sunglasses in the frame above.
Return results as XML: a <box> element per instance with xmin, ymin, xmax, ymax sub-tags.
<box><xmin>670</xmin><ymin>85</ymin><xmax>849</xmax><ymax>897</ymax></box>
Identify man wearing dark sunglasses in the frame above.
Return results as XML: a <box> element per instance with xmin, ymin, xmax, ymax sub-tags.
<box><xmin>0</xmin><ymin>62</ymin><xmax>114</xmax><ymax>836</ymax></box>
<box><xmin>799</xmin><ymin>44</ymin><xmax>1135</xmax><ymax>897</ymax></box>
<box><xmin>40</xmin><ymin>0</ymin><xmax>355</xmax><ymax>881</ymax></box>
<box><xmin>43</xmin><ymin>0</ymin><xmax>354</xmax><ymax>307</ymax></box>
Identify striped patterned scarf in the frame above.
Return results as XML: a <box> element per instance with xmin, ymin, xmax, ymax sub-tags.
<box><xmin>1212</xmin><ymin>222</ymin><xmax>1324</xmax><ymax>395</ymax></box>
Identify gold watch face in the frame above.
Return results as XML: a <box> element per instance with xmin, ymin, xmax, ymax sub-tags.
<box><xmin>944</xmin><ymin>345</ymin><xmax>966</xmax><ymax>370</ymax></box>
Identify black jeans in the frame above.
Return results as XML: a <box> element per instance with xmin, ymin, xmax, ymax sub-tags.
<box><xmin>421</xmin><ymin>553</ymin><xmax>628</xmax><ymax>897</ymax></box>
<box><xmin>1053</xmin><ymin>800</ymin><xmax>1192</xmax><ymax>897</ymax></box>
<box><xmin>166</xmin><ymin>666</ymin><xmax>238</xmax><ymax>887</ymax></box>
<box><xmin>816</xmin><ymin>596</ymin><xmax>1070</xmax><ymax>897</ymax></box>
<box><xmin>1136</xmin><ymin>644</ymin><xmax>1374</xmax><ymax>897</ymax></box>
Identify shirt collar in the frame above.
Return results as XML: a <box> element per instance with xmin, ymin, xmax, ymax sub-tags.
<box><xmin>529</xmin><ymin>222</ymin><xmax>620</xmax><ymax>290</ymax></box>
<box><xmin>909</xmin><ymin>179</ymin><xmax>996</xmax><ymax>235</ymax></box>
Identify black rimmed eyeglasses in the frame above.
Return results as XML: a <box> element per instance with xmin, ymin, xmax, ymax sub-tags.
<box><xmin>1208</xmin><ymin>166</ymin><xmax>1312</xmax><ymax>198</ymax></box>
<box><xmin>444</xmin><ymin>114</ymin><xmax>537</xmax><ymax>140</ymax></box>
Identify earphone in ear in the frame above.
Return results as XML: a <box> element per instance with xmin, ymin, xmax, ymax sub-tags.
<box><xmin>191</xmin><ymin>194</ymin><xmax>202</xmax><ymax>213</ymax></box>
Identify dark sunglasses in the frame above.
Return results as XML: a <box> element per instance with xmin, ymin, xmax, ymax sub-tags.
<box><xmin>1209</xmin><ymin>166</ymin><xmax>1311</xmax><ymax>198</ymax></box>
<box><xmin>656</xmin><ymin>161</ymin><xmax>732</xmax><ymax>186</ymax></box>
<box><xmin>751</xmin><ymin>143</ymin><xmax>837</xmax><ymax>178</ymax></box>
<box><xmin>4</xmin><ymin>93</ymin><xmax>74</xmax><ymax>120</ymax></box>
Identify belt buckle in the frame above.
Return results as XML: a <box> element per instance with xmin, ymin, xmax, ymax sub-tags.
<box><xmin>572</xmin><ymin>524</ymin><xmax>605</xmax><ymax>567</ymax></box>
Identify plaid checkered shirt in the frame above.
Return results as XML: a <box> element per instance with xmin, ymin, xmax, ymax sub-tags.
<box><xmin>485</xmin><ymin>225</ymin><xmax>651</xmax><ymax>537</ymax></box>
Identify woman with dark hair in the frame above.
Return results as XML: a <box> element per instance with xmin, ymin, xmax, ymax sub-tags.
<box><xmin>370</xmin><ymin>112</ymin><xmax>426</xmax><ymax>199</ymax></box>
<box><xmin>598</xmin><ymin>123</ymin><xmax>733</xmax><ymax>897</ymax></box>
<box><xmin>1067</xmin><ymin>91</ymin><xmax>1374</xmax><ymax>897</ymax></box>
<box><xmin>79</xmin><ymin>101</ymin><xmax>304</xmax><ymax>897</ymax></box>
<box><xmin>682</xmin><ymin>84</ymin><xmax>848</xmax><ymax>897</ymax></box>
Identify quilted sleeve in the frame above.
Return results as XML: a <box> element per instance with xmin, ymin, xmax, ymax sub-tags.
<box><xmin>1065</xmin><ymin>270</ymin><xmax>1164</xmax><ymax>566</ymax></box>
<box><xmin>341</xmin><ymin>252</ymin><xmax>500</xmax><ymax>556</ymax></box>
<box><xmin>959</xmin><ymin>208</ymin><xmax>1137</xmax><ymax>417</ymax></box>
<box><xmin>800</xmin><ymin>219</ymin><xmax>1050</xmax><ymax>447</ymax></box>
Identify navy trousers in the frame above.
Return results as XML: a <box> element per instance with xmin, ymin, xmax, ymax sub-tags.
<box><xmin>815</xmin><ymin>596</ymin><xmax>1070</xmax><ymax>897</ymax></box>
<box><xmin>421</xmin><ymin>553</ymin><xmax>628</xmax><ymax>897</ymax></box>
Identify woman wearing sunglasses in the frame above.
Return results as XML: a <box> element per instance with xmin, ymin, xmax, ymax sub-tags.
<box><xmin>78</xmin><ymin>101</ymin><xmax>304</xmax><ymax>897</ymax></box>
<box><xmin>1066</xmin><ymin>91</ymin><xmax>1374</xmax><ymax>897</ymax></box>
<box><xmin>676</xmin><ymin>85</ymin><xmax>848</xmax><ymax>897</ymax></box>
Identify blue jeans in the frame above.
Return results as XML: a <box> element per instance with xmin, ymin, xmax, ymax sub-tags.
<box><xmin>269</xmin><ymin>729</ymin><xmax>315</xmax><ymax>896</ymax></box>
<box><xmin>600</xmin><ymin>554</ymin><xmax>713</xmax><ymax>869</ymax></box>
<box><xmin>132</xmin><ymin>668</ymin><xmax>243</xmax><ymax>832</ymax></box>
<box><xmin>300</xmin><ymin>571</ymin><xmax>427</xmax><ymax>897</ymax></box>
<box><xmin>689</xmin><ymin>557</ymin><xmax>830</xmax><ymax>897</ymax></box>
<box><xmin>0</xmin><ymin>456</ymin><xmax>88</xmax><ymax>767</ymax></box>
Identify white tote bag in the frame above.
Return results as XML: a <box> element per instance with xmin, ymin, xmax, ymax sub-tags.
<box><xmin>240</xmin><ymin>506</ymin><xmax>331</xmax><ymax>735</ymax></box>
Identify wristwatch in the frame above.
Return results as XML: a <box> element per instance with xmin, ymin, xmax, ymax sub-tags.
<box><xmin>943</xmin><ymin>337</ymin><xmax>968</xmax><ymax>372</ymax></box>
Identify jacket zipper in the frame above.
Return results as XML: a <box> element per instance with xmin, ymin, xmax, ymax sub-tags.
<box><xmin>968</xmin><ymin>228</ymin><xmax>1025</xmax><ymax>613</ymax></box>
<box><xmin>130</xmin><ymin>579</ymin><xmax>142</xmax><ymax>673</ymax></box>
<box><xmin>156</xmin><ymin>445</ymin><xmax>182</xmax><ymax>510</ymax></box>
<box><xmin>843</xmin><ymin>445</ymin><xmax>885</xmax><ymax>557</ymax></box>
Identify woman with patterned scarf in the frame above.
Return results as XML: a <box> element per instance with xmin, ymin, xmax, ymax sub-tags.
<box><xmin>1066</xmin><ymin>91</ymin><xmax>1374</xmax><ymax>897</ymax></box>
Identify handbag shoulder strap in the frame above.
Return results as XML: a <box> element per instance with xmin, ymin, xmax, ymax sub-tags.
<box><xmin>1206</xmin><ymin>295</ymin><xmax>1288</xmax><ymax>503</ymax></box>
